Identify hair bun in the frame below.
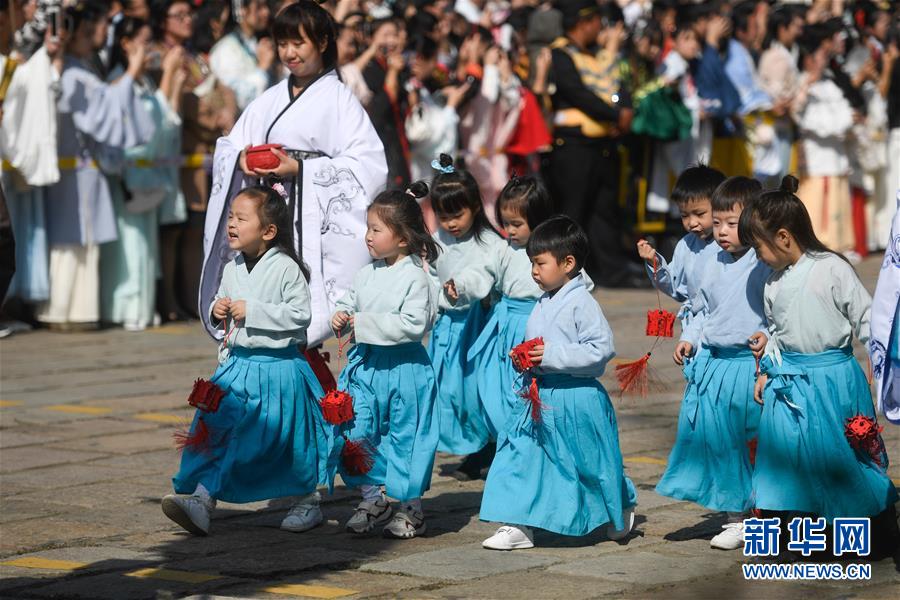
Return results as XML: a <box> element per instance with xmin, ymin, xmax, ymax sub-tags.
<box><xmin>406</xmin><ymin>181</ymin><xmax>429</xmax><ymax>200</ymax></box>
<box><xmin>438</xmin><ymin>154</ymin><xmax>453</xmax><ymax>169</ymax></box>
<box><xmin>780</xmin><ymin>175</ymin><xmax>800</xmax><ymax>194</ymax></box>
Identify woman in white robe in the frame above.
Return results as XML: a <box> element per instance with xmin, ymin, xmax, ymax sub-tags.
<box><xmin>200</xmin><ymin>1</ymin><xmax>387</xmax><ymax>353</ymax></box>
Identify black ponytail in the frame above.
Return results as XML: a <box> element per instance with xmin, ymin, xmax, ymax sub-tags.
<box><xmin>370</xmin><ymin>181</ymin><xmax>440</xmax><ymax>263</ymax></box>
<box><xmin>430</xmin><ymin>154</ymin><xmax>496</xmax><ymax>243</ymax></box>
<box><xmin>236</xmin><ymin>186</ymin><xmax>312</xmax><ymax>281</ymax></box>
<box><xmin>495</xmin><ymin>174</ymin><xmax>555</xmax><ymax>230</ymax></box>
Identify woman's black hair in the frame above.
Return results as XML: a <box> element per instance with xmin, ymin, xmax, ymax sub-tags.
<box><xmin>738</xmin><ymin>175</ymin><xmax>849</xmax><ymax>264</ymax></box>
<box><xmin>409</xmin><ymin>34</ymin><xmax>437</xmax><ymax>61</ymax></box>
<box><xmin>526</xmin><ymin>215</ymin><xmax>589</xmax><ymax>274</ymax></box>
<box><xmin>272</xmin><ymin>0</ymin><xmax>339</xmax><ymax>73</ymax></box>
<box><xmin>66</xmin><ymin>0</ymin><xmax>109</xmax><ymax>35</ymax></box>
<box><xmin>764</xmin><ymin>4</ymin><xmax>800</xmax><ymax>49</ymax></box>
<box><xmin>110</xmin><ymin>17</ymin><xmax>148</xmax><ymax>74</ymax></box>
<box><xmin>234</xmin><ymin>186</ymin><xmax>311</xmax><ymax>281</ymax></box>
<box><xmin>430</xmin><ymin>154</ymin><xmax>496</xmax><ymax>243</ymax></box>
<box><xmin>495</xmin><ymin>175</ymin><xmax>554</xmax><ymax>232</ymax></box>
<box><xmin>711</xmin><ymin>175</ymin><xmax>762</xmax><ymax>212</ymax></box>
<box><xmin>369</xmin><ymin>181</ymin><xmax>440</xmax><ymax>263</ymax></box>
<box><xmin>191</xmin><ymin>0</ymin><xmax>228</xmax><ymax>54</ymax></box>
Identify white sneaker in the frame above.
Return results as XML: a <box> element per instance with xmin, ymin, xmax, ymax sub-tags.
<box><xmin>482</xmin><ymin>525</ymin><xmax>535</xmax><ymax>550</ymax></box>
<box><xmin>161</xmin><ymin>494</ymin><xmax>214</xmax><ymax>536</ymax></box>
<box><xmin>710</xmin><ymin>522</ymin><xmax>744</xmax><ymax>550</ymax></box>
<box><xmin>606</xmin><ymin>507</ymin><xmax>635</xmax><ymax>541</ymax></box>
<box><xmin>280</xmin><ymin>502</ymin><xmax>323</xmax><ymax>533</ymax></box>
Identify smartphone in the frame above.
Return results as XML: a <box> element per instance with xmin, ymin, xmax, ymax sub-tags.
<box><xmin>49</xmin><ymin>9</ymin><xmax>59</xmax><ymax>41</ymax></box>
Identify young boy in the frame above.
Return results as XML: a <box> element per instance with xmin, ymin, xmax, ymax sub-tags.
<box><xmin>480</xmin><ymin>216</ymin><xmax>636</xmax><ymax>550</ymax></box>
<box><xmin>637</xmin><ymin>164</ymin><xmax>726</xmax><ymax>341</ymax></box>
<box><xmin>655</xmin><ymin>176</ymin><xmax>771</xmax><ymax>551</ymax></box>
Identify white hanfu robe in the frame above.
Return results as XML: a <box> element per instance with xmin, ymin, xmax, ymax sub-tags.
<box><xmin>868</xmin><ymin>195</ymin><xmax>900</xmax><ymax>424</ymax></box>
<box><xmin>37</xmin><ymin>57</ymin><xmax>155</xmax><ymax>324</ymax></box>
<box><xmin>200</xmin><ymin>70</ymin><xmax>388</xmax><ymax>347</ymax></box>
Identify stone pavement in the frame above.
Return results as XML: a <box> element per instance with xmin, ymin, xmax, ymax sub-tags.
<box><xmin>0</xmin><ymin>257</ymin><xmax>898</xmax><ymax>600</ymax></box>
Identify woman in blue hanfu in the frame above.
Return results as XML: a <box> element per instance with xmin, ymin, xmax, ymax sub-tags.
<box><xmin>200</xmin><ymin>0</ymin><xmax>387</xmax><ymax>368</ymax></box>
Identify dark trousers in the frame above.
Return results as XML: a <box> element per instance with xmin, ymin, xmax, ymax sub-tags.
<box><xmin>0</xmin><ymin>185</ymin><xmax>15</xmax><ymax>303</ymax></box>
<box><xmin>545</xmin><ymin>136</ymin><xmax>630</xmax><ymax>284</ymax></box>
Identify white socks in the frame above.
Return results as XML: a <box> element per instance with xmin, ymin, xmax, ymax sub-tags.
<box><xmin>296</xmin><ymin>491</ymin><xmax>321</xmax><ymax>506</ymax></box>
<box><xmin>361</xmin><ymin>484</ymin><xmax>385</xmax><ymax>502</ymax></box>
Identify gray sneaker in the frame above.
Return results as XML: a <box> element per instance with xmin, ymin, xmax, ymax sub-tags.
<box><xmin>345</xmin><ymin>499</ymin><xmax>392</xmax><ymax>534</ymax></box>
<box><xmin>383</xmin><ymin>510</ymin><xmax>426</xmax><ymax>539</ymax></box>
<box><xmin>161</xmin><ymin>494</ymin><xmax>215</xmax><ymax>536</ymax></box>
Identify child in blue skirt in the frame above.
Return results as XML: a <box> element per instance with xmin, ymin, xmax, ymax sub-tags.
<box><xmin>741</xmin><ymin>176</ymin><xmax>898</xmax><ymax>531</ymax></box>
<box><xmin>636</xmin><ymin>165</ymin><xmax>725</xmax><ymax>333</ymax></box>
<box><xmin>427</xmin><ymin>154</ymin><xmax>505</xmax><ymax>476</ymax></box>
<box><xmin>331</xmin><ymin>182</ymin><xmax>440</xmax><ymax>539</ymax></box>
<box><xmin>164</xmin><ymin>186</ymin><xmax>331</xmax><ymax>536</ymax></box>
<box><xmin>655</xmin><ymin>177</ymin><xmax>771</xmax><ymax>551</ymax></box>
<box><xmin>480</xmin><ymin>216</ymin><xmax>637</xmax><ymax>550</ymax></box>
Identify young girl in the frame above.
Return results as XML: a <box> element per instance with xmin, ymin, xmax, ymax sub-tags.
<box><xmin>163</xmin><ymin>186</ymin><xmax>330</xmax><ymax>536</ymax></box>
<box><xmin>427</xmin><ymin>154</ymin><xmax>505</xmax><ymax>475</ymax></box>
<box><xmin>480</xmin><ymin>216</ymin><xmax>637</xmax><ymax>550</ymax></box>
<box><xmin>741</xmin><ymin>176</ymin><xmax>898</xmax><ymax>525</ymax></box>
<box><xmin>654</xmin><ymin>177</ymin><xmax>771</xmax><ymax>552</ymax></box>
<box><xmin>468</xmin><ymin>175</ymin><xmax>553</xmax><ymax>441</ymax></box>
<box><xmin>331</xmin><ymin>183</ymin><xmax>439</xmax><ymax>539</ymax></box>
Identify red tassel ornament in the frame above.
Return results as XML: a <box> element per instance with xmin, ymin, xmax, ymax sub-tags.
<box><xmin>615</xmin><ymin>353</ymin><xmax>652</xmax><ymax>397</ymax></box>
<box><xmin>844</xmin><ymin>415</ymin><xmax>885</xmax><ymax>466</ymax></box>
<box><xmin>305</xmin><ymin>348</ymin><xmax>337</xmax><ymax>392</ymax></box>
<box><xmin>341</xmin><ymin>434</ymin><xmax>375</xmax><ymax>475</ymax></box>
<box><xmin>320</xmin><ymin>389</ymin><xmax>354</xmax><ymax>425</ymax></box>
<box><xmin>174</xmin><ymin>418</ymin><xmax>213</xmax><ymax>453</ymax></box>
<box><xmin>510</xmin><ymin>337</ymin><xmax>544</xmax><ymax>372</ymax></box>
<box><xmin>187</xmin><ymin>378</ymin><xmax>225</xmax><ymax>413</ymax></box>
<box><xmin>646</xmin><ymin>309</ymin><xmax>676</xmax><ymax>338</ymax></box>
<box><xmin>520</xmin><ymin>377</ymin><xmax>544</xmax><ymax>424</ymax></box>
<box><xmin>747</xmin><ymin>437</ymin><xmax>758</xmax><ymax>466</ymax></box>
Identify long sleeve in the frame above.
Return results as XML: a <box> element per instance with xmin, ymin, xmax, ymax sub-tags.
<box><xmin>452</xmin><ymin>260</ymin><xmax>498</xmax><ymax>306</ymax></box>
<box><xmin>795</xmin><ymin>80</ymin><xmax>854</xmax><ymax>138</ymax></box>
<box><xmin>832</xmin><ymin>260</ymin><xmax>873</xmax><ymax>345</ymax></box>
<box><xmin>209</xmin><ymin>264</ymin><xmax>233</xmax><ymax>327</ymax></box>
<box><xmin>354</xmin><ymin>274</ymin><xmax>434</xmax><ymax>345</ymax></box>
<box><xmin>692</xmin><ymin>44</ymin><xmax>741</xmax><ymax>119</ymax></box>
<box><xmin>550</xmin><ymin>48</ymin><xmax>619</xmax><ymax>123</ymax></box>
<box><xmin>645</xmin><ymin>244</ymin><xmax>689</xmax><ymax>301</ymax></box>
<box><xmin>64</xmin><ymin>69</ymin><xmax>154</xmax><ymax>148</ymax></box>
<box><xmin>541</xmin><ymin>296</ymin><xmax>616</xmax><ymax>377</ymax></box>
<box><xmin>244</xmin><ymin>272</ymin><xmax>312</xmax><ymax>334</ymax></box>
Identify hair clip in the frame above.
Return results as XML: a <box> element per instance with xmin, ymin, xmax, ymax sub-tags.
<box><xmin>431</xmin><ymin>159</ymin><xmax>455</xmax><ymax>174</ymax></box>
<box><xmin>404</xmin><ymin>188</ymin><xmax>416</xmax><ymax>198</ymax></box>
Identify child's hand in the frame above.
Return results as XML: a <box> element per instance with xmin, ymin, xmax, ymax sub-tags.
<box><xmin>673</xmin><ymin>341</ymin><xmax>693</xmax><ymax>366</ymax></box>
<box><xmin>636</xmin><ymin>239</ymin><xmax>657</xmax><ymax>263</ymax></box>
<box><xmin>528</xmin><ymin>344</ymin><xmax>544</xmax><ymax>366</ymax></box>
<box><xmin>229</xmin><ymin>300</ymin><xmax>247</xmax><ymax>322</ymax></box>
<box><xmin>748</xmin><ymin>331</ymin><xmax>768</xmax><ymax>359</ymax></box>
<box><xmin>754</xmin><ymin>374</ymin><xmax>768</xmax><ymax>405</ymax></box>
<box><xmin>331</xmin><ymin>311</ymin><xmax>351</xmax><ymax>333</ymax></box>
<box><xmin>508</xmin><ymin>349</ymin><xmax>521</xmax><ymax>370</ymax></box>
<box><xmin>443</xmin><ymin>279</ymin><xmax>459</xmax><ymax>303</ymax></box>
<box><xmin>212</xmin><ymin>297</ymin><xmax>231</xmax><ymax>322</ymax></box>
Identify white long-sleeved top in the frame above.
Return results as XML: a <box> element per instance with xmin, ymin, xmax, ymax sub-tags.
<box><xmin>524</xmin><ymin>273</ymin><xmax>615</xmax><ymax>379</ymax></box>
<box><xmin>764</xmin><ymin>252</ymin><xmax>871</xmax><ymax>363</ymax></box>
<box><xmin>333</xmin><ymin>255</ymin><xmax>437</xmax><ymax>346</ymax></box>
<box><xmin>209</xmin><ymin>31</ymin><xmax>272</xmax><ymax>112</ymax></box>
<box><xmin>211</xmin><ymin>248</ymin><xmax>311</xmax><ymax>361</ymax></box>
<box><xmin>794</xmin><ymin>77</ymin><xmax>854</xmax><ymax>177</ymax></box>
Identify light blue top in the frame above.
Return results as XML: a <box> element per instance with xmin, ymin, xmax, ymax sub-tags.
<box><xmin>682</xmin><ymin>247</ymin><xmax>771</xmax><ymax>349</ymax></box>
<box><xmin>724</xmin><ymin>38</ymin><xmax>773</xmax><ymax>116</ymax></box>
<box><xmin>494</xmin><ymin>242</ymin><xmax>595</xmax><ymax>300</ymax></box>
<box><xmin>334</xmin><ymin>254</ymin><xmax>437</xmax><ymax>345</ymax></box>
<box><xmin>645</xmin><ymin>233</ymin><xmax>719</xmax><ymax>326</ymax></box>
<box><xmin>430</xmin><ymin>227</ymin><xmax>506</xmax><ymax>312</ymax></box>
<box><xmin>764</xmin><ymin>252</ymin><xmax>871</xmax><ymax>363</ymax></box>
<box><xmin>211</xmin><ymin>248</ymin><xmax>311</xmax><ymax>360</ymax></box>
<box><xmin>524</xmin><ymin>274</ymin><xmax>615</xmax><ymax>379</ymax></box>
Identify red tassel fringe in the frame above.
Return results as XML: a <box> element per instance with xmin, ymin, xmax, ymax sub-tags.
<box><xmin>747</xmin><ymin>437</ymin><xmax>758</xmax><ymax>466</ymax></box>
<box><xmin>187</xmin><ymin>378</ymin><xmax>225</xmax><ymax>413</ymax></box>
<box><xmin>320</xmin><ymin>389</ymin><xmax>355</xmax><ymax>425</ymax></box>
<box><xmin>174</xmin><ymin>418</ymin><xmax>212</xmax><ymax>453</ymax></box>
<box><xmin>341</xmin><ymin>435</ymin><xmax>375</xmax><ymax>475</ymax></box>
<box><xmin>615</xmin><ymin>353</ymin><xmax>652</xmax><ymax>396</ymax></box>
<box><xmin>519</xmin><ymin>377</ymin><xmax>543</xmax><ymax>424</ymax></box>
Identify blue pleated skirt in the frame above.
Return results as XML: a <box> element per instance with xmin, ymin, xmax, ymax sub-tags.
<box><xmin>428</xmin><ymin>304</ymin><xmax>489</xmax><ymax>454</ymax></box>
<box><xmin>172</xmin><ymin>347</ymin><xmax>331</xmax><ymax>503</ymax></box>
<box><xmin>467</xmin><ymin>296</ymin><xmax>537</xmax><ymax>438</ymax></box>
<box><xmin>333</xmin><ymin>343</ymin><xmax>439</xmax><ymax>502</ymax></box>
<box><xmin>480</xmin><ymin>373</ymin><xmax>637</xmax><ymax>536</ymax></box>
<box><xmin>753</xmin><ymin>347</ymin><xmax>898</xmax><ymax>519</ymax></box>
<box><xmin>656</xmin><ymin>347</ymin><xmax>761</xmax><ymax>513</ymax></box>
